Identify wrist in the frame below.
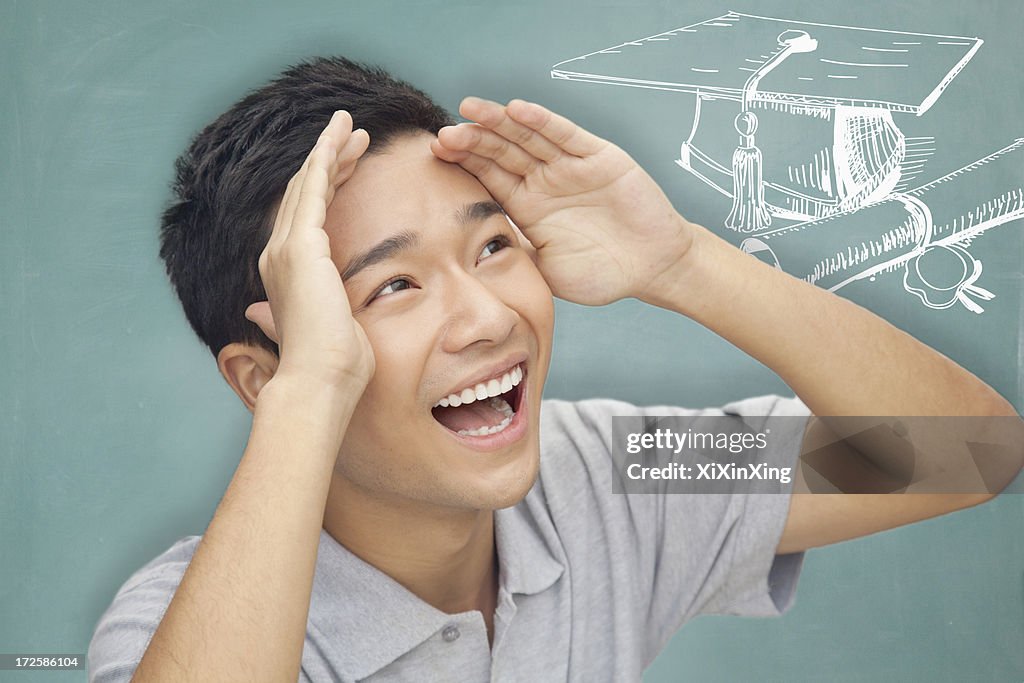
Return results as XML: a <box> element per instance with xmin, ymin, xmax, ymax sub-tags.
<box><xmin>275</xmin><ymin>348</ymin><xmax>374</xmax><ymax>392</ymax></box>
<box><xmin>261</xmin><ymin>369</ymin><xmax>365</xmax><ymax>408</ymax></box>
<box><xmin>256</xmin><ymin>372</ymin><xmax>364</xmax><ymax>447</ymax></box>
<box><xmin>635</xmin><ymin>221</ymin><xmax>722</xmax><ymax>316</ymax></box>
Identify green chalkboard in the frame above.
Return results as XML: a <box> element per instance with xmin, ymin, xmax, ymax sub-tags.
<box><xmin>3</xmin><ymin>1</ymin><xmax>1022</xmax><ymax>681</ymax></box>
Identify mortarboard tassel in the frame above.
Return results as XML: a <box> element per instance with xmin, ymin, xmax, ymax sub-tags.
<box><xmin>725</xmin><ymin>111</ymin><xmax>772</xmax><ymax>232</ymax></box>
<box><xmin>725</xmin><ymin>29</ymin><xmax>818</xmax><ymax>232</ymax></box>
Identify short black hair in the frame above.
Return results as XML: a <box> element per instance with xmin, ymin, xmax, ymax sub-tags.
<box><xmin>159</xmin><ymin>56</ymin><xmax>455</xmax><ymax>358</ymax></box>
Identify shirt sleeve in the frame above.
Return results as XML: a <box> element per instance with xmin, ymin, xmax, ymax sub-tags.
<box><xmin>89</xmin><ymin>536</ymin><xmax>320</xmax><ymax>683</ymax></box>
<box><xmin>87</xmin><ymin>537</ymin><xmax>199</xmax><ymax>683</ymax></box>
<box><xmin>682</xmin><ymin>394</ymin><xmax>809</xmax><ymax>618</ymax></box>
<box><xmin>537</xmin><ymin>394</ymin><xmax>810</xmax><ymax>665</ymax></box>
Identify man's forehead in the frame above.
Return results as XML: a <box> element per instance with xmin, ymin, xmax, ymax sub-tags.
<box><xmin>321</xmin><ymin>133</ymin><xmax>505</xmax><ymax>273</ymax></box>
<box><xmin>325</xmin><ymin>133</ymin><xmax>494</xmax><ymax>241</ymax></box>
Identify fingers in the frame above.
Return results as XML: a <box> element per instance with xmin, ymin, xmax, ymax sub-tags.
<box><xmin>432</xmin><ymin>97</ymin><xmax>609</xmax><ymax>201</ymax></box>
<box><xmin>257</xmin><ymin>110</ymin><xmax>370</xmax><ymax>331</ymax></box>
<box><xmin>507</xmin><ymin>98</ymin><xmax>606</xmax><ymax>157</ymax></box>
<box><xmin>324</xmin><ymin>127</ymin><xmax>370</xmax><ymax>206</ymax></box>
<box><xmin>269</xmin><ymin>110</ymin><xmax>366</xmax><ymax>249</ymax></box>
<box><xmin>432</xmin><ymin>97</ymin><xmax>560</xmax><ymax>181</ymax></box>
<box><xmin>504</xmin><ymin>214</ymin><xmax>539</xmax><ymax>264</ymax></box>
<box><xmin>289</xmin><ymin>110</ymin><xmax>357</xmax><ymax>239</ymax></box>
<box><xmin>458</xmin><ymin>97</ymin><xmax>564</xmax><ymax>162</ymax></box>
<box><xmin>435</xmin><ymin>124</ymin><xmax>540</xmax><ymax>177</ymax></box>
<box><xmin>267</xmin><ymin>159</ymin><xmax>306</xmax><ymax>252</ymax></box>
<box><xmin>245</xmin><ymin>301</ymin><xmax>279</xmax><ymax>344</ymax></box>
<box><xmin>429</xmin><ymin>140</ymin><xmax>520</xmax><ymax>205</ymax></box>
<box><xmin>455</xmin><ymin>96</ymin><xmax>606</xmax><ymax>159</ymax></box>
<box><xmin>288</xmin><ymin>141</ymin><xmax>337</xmax><ymax>245</ymax></box>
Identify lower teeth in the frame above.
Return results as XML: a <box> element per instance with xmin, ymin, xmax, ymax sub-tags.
<box><xmin>456</xmin><ymin>396</ymin><xmax>515</xmax><ymax>437</ymax></box>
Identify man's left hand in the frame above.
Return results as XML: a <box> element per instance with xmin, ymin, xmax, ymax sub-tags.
<box><xmin>431</xmin><ymin>97</ymin><xmax>694</xmax><ymax>306</ymax></box>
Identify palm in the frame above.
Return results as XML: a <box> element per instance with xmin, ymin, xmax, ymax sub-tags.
<box><xmin>248</xmin><ymin>111</ymin><xmax>376</xmax><ymax>387</ymax></box>
<box><xmin>431</xmin><ymin>98</ymin><xmax>692</xmax><ymax>306</ymax></box>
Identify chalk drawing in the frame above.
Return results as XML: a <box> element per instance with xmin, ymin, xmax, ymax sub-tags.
<box><xmin>552</xmin><ymin>10</ymin><xmax>1020</xmax><ymax>313</ymax></box>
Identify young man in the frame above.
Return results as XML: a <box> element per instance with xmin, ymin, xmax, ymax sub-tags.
<box><xmin>89</xmin><ymin>57</ymin><xmax>1021</xmax><ymax>682</ymax></box>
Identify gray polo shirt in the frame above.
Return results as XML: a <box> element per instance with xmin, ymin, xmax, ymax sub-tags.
<box><xmin>89</xmin><ymin>395</ymin><xmax>809</xmax><ymax>682</ymax></box>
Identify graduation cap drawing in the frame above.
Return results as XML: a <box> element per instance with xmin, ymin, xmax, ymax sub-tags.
<box><xmin>551</xmin><ymin>11</ymin><xmax>1024</xmax><ymax>313</ymax></box>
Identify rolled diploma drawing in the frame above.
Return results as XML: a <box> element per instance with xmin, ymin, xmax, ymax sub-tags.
<box><xmin>741</xmin><ymin>139</ymin><xmax>1024</xmax><ymax>293</ymax></box>
<box><xmin>741</xmin><ymin>193</ymin><xmax>931</xmax><ymax>291</ymax></box>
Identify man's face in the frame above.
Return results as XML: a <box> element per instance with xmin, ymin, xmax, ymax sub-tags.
<box><xmin>322</xmin><ymin>132</ymin><xmax>554</xmax><ymax>512</ymax></box>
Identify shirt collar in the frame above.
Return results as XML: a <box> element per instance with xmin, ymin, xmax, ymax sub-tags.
<box><xmin>307</xmin><ymin>497</ymin><xmax>564</xmax><ymax>679</ymax></box>
<box><xmin>494</xmin><ymin>498</ymin><xmax>565</xmax><ymax>596</ymax></box>
<box><xmin>308</xmin><ymin>529</ymin><xmax>452</xmax><ymax>680</ymax></box>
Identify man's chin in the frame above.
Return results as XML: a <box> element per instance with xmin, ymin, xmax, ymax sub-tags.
<box><xmin>457</xmin><ymin>442</ymin><xmax>541</xmax><ymax>511</ymax></box>
<box><xmin>487</xmin><ymin>471</ymin><xmax>540</xmax><ymax>510</ymax></box>
<box><xmin>335</xmin><ymin>411</ymin><xmax>542</xmax><ymax>511</ymax></box>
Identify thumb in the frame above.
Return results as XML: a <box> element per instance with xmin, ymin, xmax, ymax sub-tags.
<box><xmin>245</xmin><ymin>301</ymin><xmax>279</xmax><ymax>344</ymax></box>
<box><xmin>506</xmin><ymin>215</ymin><xmax>539</xmax><ymax>265</ymax></box>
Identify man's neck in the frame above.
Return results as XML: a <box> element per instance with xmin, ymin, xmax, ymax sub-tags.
<box><xmin>321</xmin><ymin>476</ymin><xmax>500</xmax><ymax>643</ymax></box>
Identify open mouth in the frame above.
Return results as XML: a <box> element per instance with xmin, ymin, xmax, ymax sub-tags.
<box><xmin>430</xmin><ymin>363</ymin><xmax>526</xmax><ymax>438</ymax></box>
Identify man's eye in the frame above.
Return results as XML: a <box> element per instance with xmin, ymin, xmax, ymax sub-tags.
<box><xmin>372</xmin><ymin>277</ymin><xmax>412</xmax><ymax>301</ymax></box>
<box><xmin>479</xmin><ymin>235</ymin><xmax>512</xmax><ymax>261</ymax></box>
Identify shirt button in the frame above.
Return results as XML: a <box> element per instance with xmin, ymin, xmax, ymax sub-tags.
<box><xmin>441</xmin><ymin>625</ymin><xmax>460</xmax><ymax>643</ymax></box>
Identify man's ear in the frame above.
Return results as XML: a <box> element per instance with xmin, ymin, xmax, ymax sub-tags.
<box><xmin>217</xmin><ymin>343</ymin><xmax>280</xmax><ymax>413</ymax></box>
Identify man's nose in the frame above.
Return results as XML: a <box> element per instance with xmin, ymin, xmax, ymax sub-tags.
<box><xmin>439</xmin><ymin>272</ymin><xmax>519</xmax><ymax>353</ymax></box>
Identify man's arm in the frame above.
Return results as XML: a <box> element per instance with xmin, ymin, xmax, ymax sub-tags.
<box><xmin>431</xmin><ymin>97</ymin><xmax>1024</xmax><ymax>554</ymax></box>
<box><xmin>643</xmin><ymin>226</ymin><xmax>1023</xmax><ymax>552</ymax></box>
<box><xmin>131</xmin><ymin>111</ymin><xmax>374</xmax><ymax>682</ymax></box>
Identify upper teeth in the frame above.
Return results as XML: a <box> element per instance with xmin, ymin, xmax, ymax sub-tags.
<box><xmin>433</xmin><ymin>364</ymin><xmax>523</xmax><ymax>408</ymax></box>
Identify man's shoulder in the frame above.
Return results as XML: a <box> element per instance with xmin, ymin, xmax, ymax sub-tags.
<box><xmin>537</xmin><ymin>394</ymin><xmax>806</xmax><ymax>444</ymax></box>
<box><xmin>88</xmin><ymin>536</ymin><xmax>202</xmax><ymax>682</ymax></box>
<box><xmin>538</xmin><ymin>396</ymin><xmax>641</xmax><ymax>436</ymax></box>
<box><xmin>98</xmin><ymin>535</ymin><xmax>202</xmax><ymax>623</ymax></box>
<box><xmin>536</xmin><ymin>397</ymin><xmax>631</xmax><ymax>472</ymax></box>
<box><xmin>531</xmin><ymin>393</ymin><xmax>808</xmax><ymax>505</ymax></box>
<box><xmin>539</xmin><ymin>394</ymin><xmax>807</xmax><ymax>429</ymax></box>
<box><xmin>120</xmin><ymin>536</ymin><xmax>201</xmax><ymax>589</ymax></box>
<box><xmin>530</xmin><ymin>397</ymin><xmax>655</xmax><ymax>512</ymax></box>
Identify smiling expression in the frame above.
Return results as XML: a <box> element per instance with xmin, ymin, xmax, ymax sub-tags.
<box><xmin>321</xmin><ymin>132</ymin><xmax>555</xmax><ymax>512</ymax></box>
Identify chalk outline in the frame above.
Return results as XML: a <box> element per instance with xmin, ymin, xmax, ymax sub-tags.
<box><xmin>551</xmin><ymin>10</ymin><xmax>1018</xmax><ymax>314</ymax></box>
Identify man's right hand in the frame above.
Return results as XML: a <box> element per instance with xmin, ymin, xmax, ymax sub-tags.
<box><xmin>245</xmin><ymin>110</ymin><xmax>375</xmax><ymax>390</ymax></box>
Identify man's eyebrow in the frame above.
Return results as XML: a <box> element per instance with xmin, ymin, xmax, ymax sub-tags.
<box><xmin>456</xmin><ymin>200</ymin><xmax>505</xmax><ymax>226</ymax></box>
<box><xmin>340</xmin><ymin>201</ymin><xmax>506</xmax><ymax>283</ymax></box>
<box><xmin>341</xmin><ymin>231</ymin><xmax>420</xmax><ymax>282</ymax></box>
